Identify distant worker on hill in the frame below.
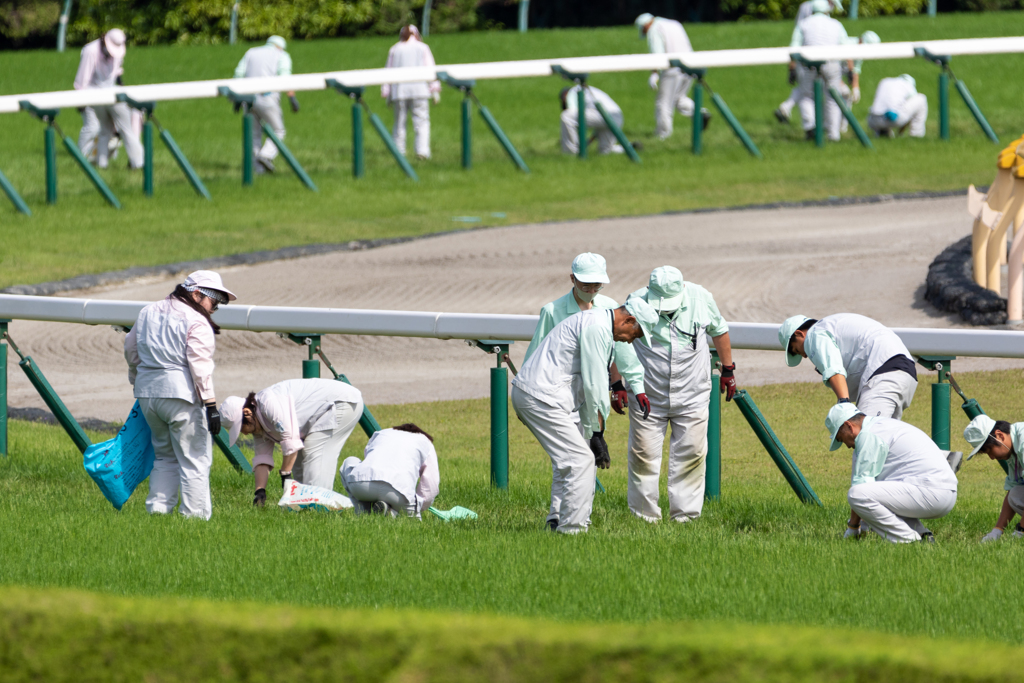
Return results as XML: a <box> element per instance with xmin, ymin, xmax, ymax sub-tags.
<box><xmin>963</xmin><ymin>415</ymin><xmax>1024</xmax><ymax>543</ymax></box>
<box><xmin>234</xmin><ymin>35</ymin><xmax>299</xmax><ymax>174</ymax></box>
<box><xmin>635</xmin><ymin>13</ymin><xmax>710</xmax><ymax>140</ymax></box>
<box><xmin>382</xmin><ymin>25</ymin><xmax>441</xmax><ymax>160</ymax></box>
<box><xmin>774</xmin><ymin>0</ymin><xmax>844</xmax><ymax>124</ymax></box>
<box><xmin>867</xmin><ymin>75</ymin><xmax>928</xmax><ymax>138</ymax></box>
<box><xmin>559</xmin><ymin>85</ymin><xmax>625</xmax><ymax>156</ymax></box>
<box><xmin>786</xmin><ymin>0</ymin><xmax>851</xmax><ymax>141</ymax></box>
<box><xmin>73</xmin><ymin>28</ymin><xmax>143</xmax><ymax>170</ymax></box>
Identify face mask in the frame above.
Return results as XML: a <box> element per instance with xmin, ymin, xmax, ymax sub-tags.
<box><xmin>575</xmin><ymin>287</ymin><xmax>598</xmax><ymax>303</ymax></box>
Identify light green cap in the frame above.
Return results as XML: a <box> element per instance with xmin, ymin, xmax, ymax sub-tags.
<box><xmin>644</xmin><ymin>266</ymin><xmax>685</xmax><ymax>312</ymax></box>
<box><xmin>635</xmin><ymin>13</ymin><xmax>654</xmax><ymax>36</ymax></box>
<box><xmin>624</xmin><ymin>297</ymin><xmax>658</xmax><ymax>348</ymax></box>
<box><xmin>825</xmin><ymin>402</ymin><xmax>861</xmax><ymax>451</ymax></box>
<box><xmin>267</xmin><ymin>35</ymin><xmax>286</xmax><ymax>50</ymax></box>
<box><xmin>964</xmin><ymin>414</ymin><xmax>996</xmax><ymax>458</ymax></box>
<box><xmin>860</xmin><ymin>30</ymin><xmax>880</xmax><ymax>44</ymax></box>
<box><xmin>778</xmin><ymin>315</ymin><xmax>811</xmax><ymax>367</ymax></box>
<box><xmin>571</xmin><ymin>252</ymin><xmax>609</xmax><ymax>284</ymax></box>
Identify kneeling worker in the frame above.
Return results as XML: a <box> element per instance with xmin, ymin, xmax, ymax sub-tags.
<box><xmin>512</xmin><ymin>299</ymin><xmax>658</xmax><ymax>534</ymax></box>
<box><xmin>964</xmin><ymin>415</ymin><xmax>1024</xmax><ymax>542</ymax></box>
<box><xmin>867</xmin><ymin>75</ymin><xmax>927</xmax><ymax>138</ymax></box>
<box><xmin>339</xmin><ymin>423</ymin><xmax>439</xmax><ymax>518</ymax></box>
<box><xmin>827</xmin><ymin>403</ymin><xmax>958</xmax><ymax>543</ymax></box>
<box><xmin>559</xmin><ymin>85</ymin><xmax>625</xmax><ymax>156</ymax></box>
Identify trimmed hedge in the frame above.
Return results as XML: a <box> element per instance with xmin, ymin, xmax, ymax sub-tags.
<box><xmin>2</xmin><ymin>586</ymin><xmax>1024</xmax><ymax>682</ymax></box>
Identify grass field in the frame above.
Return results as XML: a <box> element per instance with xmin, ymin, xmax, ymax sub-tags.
<box><xmin>1</xmin><ymin>13</ymin><xmax>1023</xmax><ymax>288</ymax></box>
<box><xmin>3</xmin><ymin>370</ymin><xmax>1024</xmax><ymax>646</ymax></box>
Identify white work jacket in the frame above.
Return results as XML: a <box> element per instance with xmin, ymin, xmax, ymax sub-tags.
<box><xmin>73</xmin><ymin>39</ymin><xmax>122</xmax><ymax>90</ymax></box>
<box><xmin>563</xmin><ymin>85</ymin><xmax>621</xmax><ymax>117</ymax></box>
<box><xmin>627</xmin><ymin>283</ymin><xmax>727</xmax><ymax>413</ymax></box>
<box><xmin>234</xmin><ymin>44</ymin><xmax>292</xmax><ymax>80</ymax></box>
<box><xmin>124</xmin><ymin>297</ymin><xmax>216</xmax><ymax>404</ymax></box>
<box><xmin>513</xmin><ymin>308</ymin><xmax>615</xmax><ymax>439</ymax></box>
<box><xmin>343</xmin><ymin>428</ymin><xmax>440</xmax><ymax>515</ymax></box>
<box><xmin>804</xmin><ymin>313</ymin><xmax>913</xmax><ymax>403</ymax></box>
<box><xmin>869</xmin><ymin>77</ymin><xmax>918</xmax><ymax>116</ymax></box>
<box><xmin>646</xmin><ymin>17</ymin><xmax>692</xmax><ymax>55</ymax></box>
<box><xmin>790</xmin><ymin>12</ymin><xmax>848</xmax><ymax>49</ymax></box>
<box><xmin>252</xmin><ymin>378</ymin><xmax>363</xmax><ymax>461</ymax></box>
<box><xmin>381</xmin><ymin>39</ymin><xmax>440</xmax><ymax>101</ymax></box>
<box><xmin>850</xmin><ymin>417</ymin><xmax>958</xmax><ymax>491</ymax></box>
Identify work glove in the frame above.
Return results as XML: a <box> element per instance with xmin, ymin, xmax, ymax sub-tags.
<box><xmin>610</xmin><ymin>380</ymin><xmax>628</xmax><ymax>415</ymax></box>
<box><xmin>590</xmin><ymin>431</ymin><xmax>610</xmax><ymax>469</ymax></box>
<box><xmin>253</xmin><ymin>488</ymin><xmax>267</xmax><ymax>508</ymax></box>
<box><xmin>289</xmin><ymin>95</ymin><xmax>300</xmax><ymax>113</ymax></box>
<box><xmin>720</xmin><ymin>363</ymin><xmax>737</xmax><ymax>402</ymax></box>
<box><xmin>648</xmin><ymin>72</ymin><xmax>660</xmax><ymax>91</ymax></box>
<box><xmin>205</xmin><ymin>403</ymin><xmax>221</xmax><ymax>435</ymax></box>
<box><xmin>981</xmin><ymin>527</ymin><xmax>1003</xmax><ymax>543</ymax></box>
<box><xmin>636</xmin><ymin>393</ymin><xmax>651</xmax><ymax>420</ymax></box>
<box><xmin>432</xmin><ymin>91</ymin><xmax>441</xmax><ymax>105</ymax></box>
<box><xmin>787</xmin><ymin>64</ymin><xmax>797</xmax><ymax>86</ymax></box>
<box><xmin>843</xmin><ymin>527</ymin><xmax>861</xmax><ymax>539</ymax></box>
<box><xmin>851</xmin><ymin>86</ymin><xmax>861</xmax><ymax>104</ymax></box>
<box><xmin>280</xmin><ymin>471</ymin><xmax>293</xmax><ymax>489</ymax></box>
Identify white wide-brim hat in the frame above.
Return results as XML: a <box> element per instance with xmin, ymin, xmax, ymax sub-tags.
<box><xmin>104</xmin><ymin>28</ymin><xmax>127</xmax><ymax>60</ymax></box>
<box><xmin>183</xmin><ymin>270</ymin><xmax>237</xmax><ymax>301</ymax></box>
<box><xmin>220</xmin><ymin>396</ymin><xmax>246</xmax><ymax>447</ymax></box>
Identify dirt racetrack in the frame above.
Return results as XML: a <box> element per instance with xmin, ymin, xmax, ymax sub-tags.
<box><xmin>6</xmin><ymin>194</ymin><xmax>1023</xmax><ymax>424</ymax></box>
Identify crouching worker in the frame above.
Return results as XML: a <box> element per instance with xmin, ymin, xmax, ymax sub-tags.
<box><xmin>826</xmin><ymin>403</ymin><xmax>958</xmax><ymax>543</ymax></box>
<box><xmin>220</xmin><ymin>378</ymin><xmax>364</xmax><ymax>506</ymax></box>
<box><xmin>560</xmin><ymin>85</ymin><xmax>625</xmax><ymax>156</ymax></box>
<box><xmin>339</xmin><ymin>424</ymin><xmax>439</xmax><ymax>518</ymax></box>
<box><xmin>963</xmin><ymin>415</ymin><xmax>1024</xmax><ymax>542</ymax></box>
<box><xmin>867</xmin><ymin>75</ymin><xmax>927</xmax><ymax>139</ymax></box>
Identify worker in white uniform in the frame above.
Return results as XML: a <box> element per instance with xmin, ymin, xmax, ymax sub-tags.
<box><xmin>73</xmin><ymin>28</ymin><xmax>143</xmax><ymax>170</ymax></box>
<box><xmin>123</xmin><ymin>270</ymin><xmax>236</xmax><ymax>520</ymax></box>
<box><xmin>559</xmin><ymin>85</ymin><xmax>625</xmax><ymax>156</ymax></box>
<box><xmin>779</xmin><ymin>313</ymin><xmax>918</xmax><ymax>420</ymax></box>
<box><xmin>234</xmin><ymin>36</ymin><xmax>299</xmax><ymax>174</ymax></box>
<box><xmin>339</xmin><ymin>424</ymin><xmax>439</xmax><ymax>518</ymax></box>
<box><xmin>788</xmin><ymin>0</ymin><xmax>851</xmax><ymax>141</ymax></box>
<box><xmin>827</xmin><ymin>402</ymin><xmax>958</xmax><ymax>543</ymax></box>
<box><xmin>219</xmin><ymin>378</ymin><xmax>364</xmax><ymax>507</ymax></box>
<box><xmin>524</xmin><ymin>253</ymin><xmax>650</xmax><ymax>527</ymax></box>
<box><xmin>382</xmin><ymin>25</ymin><xmax>441</xmax><ymax>160</ymax></box>
<box><xmin>774</xmin><ymin>0</ymin><xmax>844</xmax><ymax>124</ymax></box>
<box><xmin>513</xmin><ymin>298</ymin><xmax>659</xmax><ymax>534</ymax></box>
<box><xmin>635</xmin><ymin>13</ymin><xmax>710</xmax><ymax>140</ymax></box>
<box><xmin>964</xmin><ymin>416</ymin><xmax>1024</xmax><ymax>542</ymax></box>
<box><xmin>624</xmin><ymin>267</ymin><xmax>736</xmax><ymax>523</ymax></box>
<box><xmin>867</xmin><ymin>75</ymin><xmax>928</xmax><ymax>138</ymax></box>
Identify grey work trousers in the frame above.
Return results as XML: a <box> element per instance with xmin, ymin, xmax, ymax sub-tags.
<box><xmin>139</xmin><ymin>396</ymin><xmax>213</xmax><ymax>520</ymax></box>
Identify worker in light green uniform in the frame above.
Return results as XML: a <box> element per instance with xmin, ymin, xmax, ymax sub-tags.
<box><xmin>964</xmin><ymin>415</ymin><xmax>1024</xmax><ymax>543</ymax></box>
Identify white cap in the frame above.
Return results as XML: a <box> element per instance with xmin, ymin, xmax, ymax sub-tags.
<box><xmin>778</xmin><ymin>315</ymin><xmax>811</xmax><ymax>367</ymax></box>
<box><xmin>900</xmin><ymin>73</ymin><xmax>916</xmax><ymax>88</ymax></box>
<box><xmin>825</xmin><ymin>402</ymin><xmax>861</xmax><ymax>451</ymax></box>
<box><xmin>104</xmin><ymin>28</ymin><xmax>126</xmax><ymax>60</ymax></box>
<box><xmin>267</xmin><ymin>35</ymin><xmax>287</xmax><ymax>50</ymax></box>
<box><xmin>635</xmin><ymin>13</ymin><xmax>654</xmax><ymax>36</ymax></box>
<box><xmin>830</xmin><ymin>0</ymin><xmax>844</xmax><ymax>12</ymax></box>
<box><xmin>220</xmin><ymin>396</ymin><xmax>246</xmax><ymax>447</ymax></box>
<box><xmin>571</xmin><ymin>253</ymin><xmax>609</xmax><ymax>284</ymax></box>
<box><xmin>182</xmin><ymin>270</ymin><xmax>237</xmax><ymax>301</ymax></box>
<box><xmin>811</xmin><ymin>0</ymin><xmax>832</xmax><ymax>12</ymax></box>
<box><xmin>860</xmin><ymin>30</ymin><xmax>880</xmax><ymax>44</ymax></box>
<box><xmin>624</xmin><ymin>297</ymin><xmax>659</xmax><ymax>348</ymax></box>
<box><xmin>964</xmin><ymin>414</ymin><xmax>997</xmax><ymax>458</ymax></box>
<box><xmin>643</xmin><ymin>266</ymin><xmax>685</xmax><ymax>313</ymax></box>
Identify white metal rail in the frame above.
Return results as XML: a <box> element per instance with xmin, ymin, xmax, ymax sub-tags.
<box><xmin>1</xmin><ymin>294</ymin><xmax>1021</xmax><ymax>358</ymax></box>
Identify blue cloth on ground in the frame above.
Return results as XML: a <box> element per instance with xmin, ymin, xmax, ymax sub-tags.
<box><xmin>83</xmin><ymin>401</ymin><xmax>155</xmax><ymax>510</ymax></box>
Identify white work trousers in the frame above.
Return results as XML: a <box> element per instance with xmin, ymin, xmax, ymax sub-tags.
<box><xmin>560</xmin><ymin>108</ymin><xmax>624</xmax><ymax>155</ymax></box>
<box><xmin>341</xmin><ymin>474</ymin><xmax>417</xmax><ymax>518</ymax></box>
<box><xmin>292</xmin><ymin>401</ymin><xmax>363</xmax><ymax>491</ymax></box>
<box><xmin>796</xmin><ymin>63</ymin><xmax>844</xmax><ymax>140</ymax></box>
<box><xmin>78</xmin><ymin>107</ymin><xmax>102</xmax><ymax>160</ymax></box>
<box><xmin>90</xmin><ymin>102</ymin><xmax>144</xmax><ymax>169</ymax></box>
<box><xmin>1007</xmin><ymin>485</ymin><xmax>1024</xmax><ymax>515</ymax></box>
<box><xmin>868</xmin><ymin>93</ymin><xmax>928</xmax><ymax>138</ymax></box>
<box><xmin>655</xmin><ymin>68</ymin><xmax>695</xmax><ymax>140</ymax></box>
<box><xmin>251</xmin><ymin>94</ymin><xmax>285</xmax><ymax>162</ymax></box>
<box><xmin>392</xmin><ymin>98</ymin><xmax>430</xmax><ymax>158</ymax></box>
<box><xmin>140</xmin><ymin>397</ymin><xmax>213</xmax><ymax>520</ymax></box>
<box><xmin>856</xmin><ymin>371</ymin><xmax>918</xmax><ymax>420</ymax></box>
<box><xmin>778</xmin><ymin>86</ymin><xmax>799</xmax><ymax>118</ymax></box>
<box><xmin>627</xmin><ymin>395</ymin><xmax>709</xmax><ymax>523</ymax></box>
<box><xmin>848</xmin><ymin>481</ymin><xmax>956</xmax><ymax>543</ymax></box>
<box><xmin>512</xmin><ymin>387</ymin><xmax>595</xmax><ymax>534</ymax></box>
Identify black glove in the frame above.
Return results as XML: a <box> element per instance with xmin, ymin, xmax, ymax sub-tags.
<box><xmin>253</xmin><ymin>488</ymin><xmax>267</xmax><ymax>507</ymax></box>
<box><xmin>205</xmin><ymin>403</ymin><xmax>221</xmax><ymax>435</ymax></box>
<box><xmin>289</xmin><ymin>95</ymin><xmax>300</xmax><ymax>113</ymax></box>
<box><xmin>233</xmin><ymin>100</ymin><xmax>242</xmax><ymax>114</ymax></box>
<box><xmin>116</xmin><ymin>75</ymin><xmax>124</xmax><ymax>86</ymax></box>
<box><xmin>788</xmin><ymin>64</ymin><xmax>797</xmax><ymax>86</ymax></box>
<box><xmin>590</xmin><ymin>431</ymin><xmax>610</xmax><ymax>470</ymax></box>
<box><xmin>280</xmin><ymin>470</ymin><xmax>293</xmax><ymax>489</ymax></box>
<box><xmin>720</xmin><ymin>363</ymin><xmax>737</xmax><ymax>402</ymax></box>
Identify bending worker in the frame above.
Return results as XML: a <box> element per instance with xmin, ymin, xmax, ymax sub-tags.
<box><xmin>964</xmin><ymin>415</ymin><xmax>1024</xmax><ymax>542</ymax></box>
<box><xmin>73</xmin><ymin>28</ymin><xmax>143</xmax><ymax>170</ymax></box>
<box><xmin>234</xmin><ymin>36</ymin><xmax>299</xmax><ymax>174</ymax></box>
<box><xmin>774</xmin><ymin>0</ymin><xmax>844</xmax><ymax>124</ymax></box>
<box><xmin>559</xmin><ymin>85</ymin><xmax>625</xmax><ymax>156</ymax></box>
<box><xmin>340</xmin><ymin>423</ymin><xmax>439</xmax><ymax>518</ymax></box>
<box><xmin>827</xmin><ymin>402</ymin><xmax>958</xmax><ymax>543</ymax></box>
<box><xmin>220</xmin><ymin>378</ymin><xmax>364</xmax><ymax>507</ymax></box>
<box><xmin>867</xmin><ymin>75</ymin><xmax>928</xmax><ymax>139</ymax></box>
<box><xmin>625</xmin><ymin>266</ymin><xmax>736</xmax><ymax>523</ymax></box>
<box><xmin>524</xmin><ymin>253</ymin><xmax>650</xmax><ymax>527</ymax></box>
<box><xmin>382</xmin><ymin>25</ymin><xmax>441</xmax><ymax>160</ymax></box>
<box><xmin>635</xmin><ymin>13</ymin><xmax>710</xmax><ymax>140</ymax></box>
<box><xmin>788</xmin><ymin>0</ymin><xmax>851</xmax><ymax>141</ymax></box>
<box><xmin>513</xmin><ymin>299</ymin><xmax>658</xmax><ymax>534</ymax></box>
<box><xmin>124</xmin><ymin>270</ymin><xmax>236</xmax><ymax>520</ymax></box>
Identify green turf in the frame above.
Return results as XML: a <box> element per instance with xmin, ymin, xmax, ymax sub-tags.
<box><xmin>2</xmin><ymin>370</ymin><xmax>1023</xmax><ymax>646</ymax></box>
<box><xmin>1</xmin><ymin>13</ymin><xmax>1023</xmax><ymax>288</ymax></box>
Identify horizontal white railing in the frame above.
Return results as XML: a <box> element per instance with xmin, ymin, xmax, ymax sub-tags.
<box><xmin>1</xmin><ymin>294</ymin><xmax>1022</xmax><ymax>358</ymax></box>
<box><xmin>2</xmin><ymin>36</ymin><xmax>1023</xmax><ymax>115</ymax></box>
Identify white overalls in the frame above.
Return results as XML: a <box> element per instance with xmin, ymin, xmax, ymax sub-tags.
<box><xmin>646</xmin><ymin>18</ymin><xmax>697</xmax><ymax>139</ymax></box>
<box><xmin>234</xmin><ymin>44</ymin><xmax>292</xmax><ymax>164</ymax></box>
<box><xmin>791</xmin><ymin>13</ymin><xmax>849</xmax><ymax>141</ymax></box>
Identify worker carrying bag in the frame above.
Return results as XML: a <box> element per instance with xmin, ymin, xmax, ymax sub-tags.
<box><xmin>82</xmin><ymin>401</ymin><xmax>155</xmax><ymax>510</ymax></box>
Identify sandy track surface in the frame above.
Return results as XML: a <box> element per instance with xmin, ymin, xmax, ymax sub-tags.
<box><xmin>6</xmin><ymin>195</ymin><xmax>1021</xmax><ymax>424</ymax></box>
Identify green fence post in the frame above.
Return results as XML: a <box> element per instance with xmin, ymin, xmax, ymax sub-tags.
<box><xmin>213</xmin><ymin>428</ymin><xmax>253</xmax><ymax>473</ymax></box>
<box><xmin>709</xmin><ymin>92</ymin><xmax>763</xmax><ymax>158</ymax></box>
<box><xmin>706</xmin><ymin>350</ymin><xmax>721</xmax><ymax>501</ymax></box>
<box><xmin>61</xmin><ymin>135</ymin><xmax>121</xmax><ymax>209</ymax></box>
<box><xmin>461</xmin><ymin>96</ymin><xmax>472</xmax><ymax>169</ymax></box>
<box><xmin>918</xmin><ymin>356</ymin><xmax>954</xmax><ymax>450</ymax></box>
<box><xmin>158</xmin><ymin>129</ymin><xmax>211</xmax><ymax>199</ymax></box>
<box><xmin>692</xmin><ymin>81</ymin><xmax>703</xmax><ymax>156</ymax></box>
<box><xmin>813</xmin><ymin>77</ymin><xmax>825</xmax><ymax>147</ymax></box>
<box><xmin>260</xmin><ymin>122</ymin><xmax>317</xmax><ymax>191</ymax></box>
<box><xmin>366</xmin><ymin>109</ymin><xmax>419</xmax><ymax>181</ymax></box>
<box><xmin>18</xmin><ymin>355</ymin><xmax>91</xmax><ymax>453</ymax></box>
<box><xmin>518</xmin><ymin>0</ymin><xmax>529</xmax><ymax>31</ymax></box>
<box><xmin>577</xmin><ymin>87</ymin><xmax>587</xmax><ymax>159</ymax></box>
<box><xmin>928</xmin><ymin>0</ymin><xmax>936</xmax><ymax>16</ymax></box>
<box><xmin>478</xmin><ymin>105</ymin><xmax>530</xmax><ymax>173</ymax></box>
<box><xmin>593</xmin><ymin>100</ymin><xmax>640</xmax><ymax>163</ymax></box>
<box><xmin>302</xmin><ymin>335</ymin><xmax>321</xmax><ymax>379</ymax></box>
<box><xmin>849</xmin><ymin>0</ymin><xmax>859</xmax><ymax>19</ymax></box>
<box><xmin>143</xmin><ymin>119</ymin><xmax>154</xmax><ymax>197</ymax></box>
<box><xmin>242</xmin><ymin>111</ymin><xmax>254</xmax><ymax>186</ymax></box>
<box><xmin>491</xmin><ymin>357</ymin><xmax>509</xmax><ymax>490</ymax></box>
<box><xmin>352</xmin><ymin>100</ymin><xmax>364</xmax><ymax>178</ymax></box>
<box><xmin>44</xmin><ymin>126</ymin><xmax>57</xmax><ymax>204</ymax></box>
<box><xmin>939</xmin><ymin>71</ymin><xmax>949</xmax><ymax>141</ymax></box>
<box><xmin>0</xmin><ymin>168</ymin><xmax>31</xmax><ymax>215</ymax></box>
<box><xmin>828</xmin><ymin>87</ymin><xmax>873</xmax><ymax>149</ymax></box>
<box><xmin>56</xmin><ymin>0</ymin><xmax>71</xmax><ymax>51</ymax></box>
<box><xmin>0</xmin><ymin>321</ymin><xmax>8</xmax><ymax>456</ymax></box>
<box><xmin>954</xmin><ymin>80</ymin><xmax>999</xmax><ymax>143</ymax></box>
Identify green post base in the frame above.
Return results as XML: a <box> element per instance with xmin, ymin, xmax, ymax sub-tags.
<box><xmin>931</xmin><ymin>381</ymin><xmax>951</xmax><ymax>451</ymax></box>
<box><xmin>828</xmin><ymin>87</ymin><xmax>873</xmax><ymax>149</ymax></box>
<box><xmin>0</xmin><ymin>168</ymin><xmax>31</xmax><ymax>215</ymax></box>
<box><xmin>692</xmin><ymin>82</ymin><xmax>703</xmax><ymax>156</ymax></box>
<box><xmin>490</xmin><ymin>366</ymin><xmax>509</xmax><ymax>490</ymax></box>
<box><xmin>61</xmin><ymin>136</ymin><xmax>121</xmax><ymax>209</ymax></box>
<box><xmin>44</xmin><ymin>126</ymin><xmax>57</xmax><ymax>205</ymax></box>
<box><xmin>954</xmin><ymin>79</ymin><xmax>999</xmax><ymax>143</ymax></box>
<box><xmin>939</xmin><ymin>72</ymin><xmax>949</xmax><ymax>141</ymax></box>
<box><xmin>577</xmin><ymin>87</ymin><xmax>587</xmax><ymax>160</ymax></box>
<box><xmin>593</xmin><ymin>100</ymin><xmax>640</xmax><ymax>163</ymax></box>
<box><xmin>302</xmin><ymin>359</ymin><xmax>320</xmax><ymax>379</ymax></box>
<box><xmin>143</xmin><ymin>120</ymin><xmax>154</xmax><ymax>196</ymax></box>
<box><xmin>159</xmin><ymin>129</ymin><xmax>211</xmax><ymax>200</ymax></box>
<box><xmin>242</xmin><ymin>113</ymin><xmax>254</xmax><ymax>186</ymax></box>
<box><xmin>367</xmin><ymin>110</ymin><xmax>419</xmax><ymax>181</ymax></box>
<box><xmin>352</xmin><ymin>102</ymin><xmax>364</xmax><ymax>178</ymax></box>
<box><xmin>461</xmin><ymin>97</ymin><xmax>472</xmax><ymax>169</ymax></box>
<box><xmin>19</xmin><ymin>356</ymin><xmax>91</xmax><ymax>454</ymax></box>
<box><xmin>813</xmin><ymin>78</ymin><xmax>825</xmax><ymax>147</ymax></box>
<box><xmin>260</xmin><ymin>122</ymin><xmax>318</xmax><ymax>191</ymax></box>
<box><xmin>710</xmin><ymin>92</ymin><xmax>762</xmax><ymax>158</ymax></box>
<box><xmin>478</xmin><ymin>105</ymin><xmax>529</xmax><ymax>173</ymax></box>
<box><xmin>706</xmin><ymin>371</ymin><xmax>721</xmax><ymax>501</ymax></box>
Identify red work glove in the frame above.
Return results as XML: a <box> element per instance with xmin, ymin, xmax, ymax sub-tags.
<box><xmin>610</xmin><ymin>380</ymin><xmax>628</xmax><ymax>415</ymax></box>
<box><xmin>720</xmin><ymin>363</ymin><xmax>737</xmax><ymax>402</ymax></box>
<box><xmin>635</xmin><ymin>393</ymin><xmax>651</xmax><ymax>420</ymax></box>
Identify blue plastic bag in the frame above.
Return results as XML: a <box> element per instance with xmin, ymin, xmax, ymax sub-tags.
<box><xmin>83</xmin><ymin>401</ymin><xmax>155</xmax><ymax>510</ymax></box>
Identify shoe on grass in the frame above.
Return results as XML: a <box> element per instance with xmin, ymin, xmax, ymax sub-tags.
<box><xmin>253</xmin><ymin>488</ymin><xmax>266</xmax><ymax>508</ymax></box>
<box><xmin>371</xmin><ymin>501</ymin><xmax>390</xmax><ymax>515</ymax></box>
<box><xmin>257</xmin><ymin>156</ymin><xmax>275</xmax><ymax>173</ymax></box>
<box><xmin>545</xmin><ymin>518</ymin><xmax>558</xmax><ymax>532</ymax></box>
<box><xmin>701</xmin><ymin>109</ymin><xmax>712</xmax><ymax>131</ymax></box>
<box><xmin>920</xmin><ymin>531</ymin><xmax>935</xmax><ymax>543</ymax></box>
<box><xmin>1014</xmin><ymin>524</ymin><xmax>1024</xmax><ymax>539</ymax></box>
<box><xmin>774</xmin><ymin>108</ymin><xmax>790</xmax><ymax>124</ymax></box>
